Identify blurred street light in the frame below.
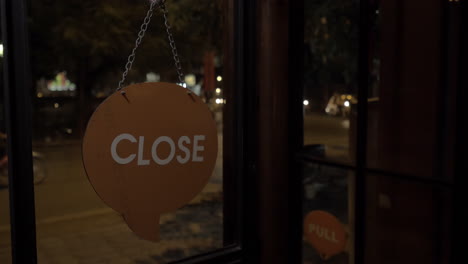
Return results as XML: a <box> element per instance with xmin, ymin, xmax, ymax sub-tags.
<box><xmin>146</xmin><ymin>72</ymin><xmax>160</xmax><ymax>82</ymax></box>
<box><xmin>185</xmin><ymin>74</ymin><xmax>196</xmax><ymax>86</ymax></box>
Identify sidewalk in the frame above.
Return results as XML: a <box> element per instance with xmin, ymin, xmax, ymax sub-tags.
<box><xmin>1</xmin><ymin>133</ymin><xmax>224</xmax><ymax>263</ymax></box>
<box><xmin>32</xmin><ymin>138</ymin><xmax>82</xmax><ymax>148</ymax></box>
<box><xmin>0</xmin><ymin>197</ymin><xmax>223</xmax><ymax>264</ymax></box>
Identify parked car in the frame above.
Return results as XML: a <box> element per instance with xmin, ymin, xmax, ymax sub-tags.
<box><xmin>324</xmin><ymin>93</ymin><xmax>357</xmax><ymax>117</ymax></box>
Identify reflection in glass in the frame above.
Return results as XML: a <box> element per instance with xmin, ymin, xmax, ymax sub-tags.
<box><xmin>302</xmin><ymin>163</ymin><xmax>353</xmax><ymax>264</ymax></box>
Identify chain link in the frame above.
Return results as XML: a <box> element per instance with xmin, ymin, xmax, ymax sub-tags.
<box><xmin>117</xmin><ymin>1</ymin><xmax>157</xmax><ymax>91</ymax></box>
<box><xmin>117</xmin><ymin>0</ymin><xmax>186</xmax><ymax>91</ymax></box>
<box><xmin>159</xmin><ymin>1</ymin><xmax>185</xmax><ymax>85</ymax></box>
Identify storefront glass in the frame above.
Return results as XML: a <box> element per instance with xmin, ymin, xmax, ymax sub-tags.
<box><xmin>1</xmin><ymin>1</ymin><xmax>225</xmax><ymax>263</ymax></box>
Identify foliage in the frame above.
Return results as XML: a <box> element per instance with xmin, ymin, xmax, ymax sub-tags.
<box><xmin>304</xmin><ymin>0</ymin><xmax>359</xmax><ymax>95</ymax></box>
<box><xmin>29</xmin><ymin>0</ymin><xmax>223</xmax><ymax>92</ymax></box>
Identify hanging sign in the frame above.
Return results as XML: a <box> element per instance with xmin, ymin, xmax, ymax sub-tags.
<box><xmin>82</xmin><ymin>82</ymin><xmax>218</xmax><ymax>242</ymax></box>
<box><xmin>304</xmin><ymin>210</ymin><xmax>347</xmax><ymax>259</ymax></box>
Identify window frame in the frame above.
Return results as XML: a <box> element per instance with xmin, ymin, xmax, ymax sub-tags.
<box><xmin>1</xmin><ymin>0</ymin><xmax>38</xmax><ymax>262</ymax></box>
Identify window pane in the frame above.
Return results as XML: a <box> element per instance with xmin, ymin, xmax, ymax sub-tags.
<box><xmin>302</xmin><ymin>163</ymin><xmax>354</xmax><ymax>264</ymax></box>
<box><xmin>303</xmin><ymin>0</ymin><xmax>359</xmax><ymax>164</ymax></box>
<box><xmin>30</xmin><ymin>1</ymin><xmax>224</xmax><ymax>263</ymax></box>
<box><xmin>365</xmin><ymin>0</ymin><xmax>450</xmax><ymax>180</ymax></box>
<box><xmin>365</xmin><ymin>173</ymin><xmax>452</xmax><ymax>263</ymax></box>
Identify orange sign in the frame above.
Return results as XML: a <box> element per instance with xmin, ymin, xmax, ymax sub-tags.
<box><xmin>82</xmin><ymin>82</ymin><xmax>218</xmax><ymax>242</ymax></box>
<box><xmin>304</xmin><ymin>210</ymin><xmax>347</xmax><ymax>259</ymax></box>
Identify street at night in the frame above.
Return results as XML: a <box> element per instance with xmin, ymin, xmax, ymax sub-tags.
<box><xmin>0</xmin><ymin>134</ymin><xmax>224</xmax><ymax>264</ymax></box>
<box><xmin>0</xmin><ymin>0</ymin><xmax>462</xmax><ymax>263</ymax></box>
<box><xmin>0</xmin><ymin>112</ymin><xmax>348</xmax><ymax>224</ymax></box>
<box><xmin>0</xmin><ymin>113</ymin><xmax>349</xmax><ymax>263</ymax></box>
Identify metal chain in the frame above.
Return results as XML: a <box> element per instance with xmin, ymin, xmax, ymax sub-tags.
<box><xmin>117</xmin><ymin>0</ymin><xmax>185</xmax><ymax>92</ymax></box>
<box><xmin>159</xmin><ymin>1</ymin><xmax>185</xmax><ymax>84</ymax></box>
<box><xmin>117</xmin><ymin>0</ymin><xmax>157</xmax><ymax>91</ymax></box>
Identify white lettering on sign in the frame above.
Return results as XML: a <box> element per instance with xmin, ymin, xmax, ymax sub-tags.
<box><xmin>308</xmin><ymin>223</ymin><xmax>339</xmax><ymax>243</ymax></box>
<box><xmin>138</xmin><ymin>136</ymin><xmax>150</xmax><ymax>166</ymax></box>
<box><xmin>111</xmin><ymin>133</ymin><xmax>137</xmax><ymax>164</ymax></box>
<box><xmin>192</xmin><ymin>135</ymin><xmax>205</xmax><ymax>162</ymax></box>
<box><xmin>151</xmin><ymin>136</ymin><xmax>176</xmax><ymax>165</ymax></box>
<box><xmin>176</xmin><ymin>136</ymin><xmax>191</xmax><ymax>164</ymax></box>
<box><xmin>110</xmin><ymin>133</ymin><xmax>206</xmax><ymax>165</ymax></box>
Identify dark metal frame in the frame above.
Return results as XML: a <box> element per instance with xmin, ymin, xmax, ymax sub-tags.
<box><xmin>233</xmin><ymin>0</ymin><xmax>260</xmax><ymax>261</ymax></box>
<box><xmin>288</xmin><ymin>0</ymin><xmax>305</xmax><ymax>263</ymax></box>
<box><xmin>354</xmin><ymin>1</ymin><xmax>370</xmax><ymax>262</ymax></box>
<box><xmin>1</xmin><ymin>0</ymin><xmax>37</xmax><ymax>263</ymax></box>
<box><xmin>453</xmin><ymin>1</ymin><xmax>467</xmax><ymax>263</ymax></box>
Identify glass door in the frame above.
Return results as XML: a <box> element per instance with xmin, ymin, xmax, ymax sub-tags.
<box><xmin>298</xmin><ymin>0</ymin><xmax>462</xmax><ymax>263</ymax></box>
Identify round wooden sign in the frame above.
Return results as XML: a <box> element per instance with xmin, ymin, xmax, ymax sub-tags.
<box><xmin>304</xmin><ymin>210</ymin><xmax>347</xmax><ymax>259</ymax></box>
<box><xmin>82</xmin><ymin>82</ymin><xmax>218</xmax><ymax>241</ymax></box>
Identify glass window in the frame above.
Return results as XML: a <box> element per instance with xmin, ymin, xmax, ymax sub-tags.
<box><xmin>302</xmin><ymin>163</ymin><xmax>354</xmax><ymax>264</ymax></box>
<box><xmin>302</xmin><ymin>1</ymin><xmax>358</xmax><ymax>263</ymax></box>
<box><xmin>303</xmin><ymin>0</ymin><xmax>359</xmax><ymax>164</ymax></box>
<box><xmin>301</xmin><ymin>1</ymin><xmax>454</xmax><ymax>264</ymax></box>
<box><xmin>29</xmin><ymin>1</ymin><xmax>225</xmax><ymax>263</ymax></box>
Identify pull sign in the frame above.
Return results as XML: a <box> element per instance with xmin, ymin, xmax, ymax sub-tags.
<box><xmin>304</xmin><ymin>210</ymin><xmax>347</xmax><ymax>259</ymax></box>
<box><xmin>82</xmin><ymin>82</ymin><xmax>218</xmax><ymax>242</ymax></box>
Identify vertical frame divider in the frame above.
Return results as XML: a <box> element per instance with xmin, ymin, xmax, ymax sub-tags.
<box><xmin>453</xmin><ymin>1</ymin><xmax>468</xmax><ymax>263</ymax></box>
<box><xmin>288</xmin><ymin>0</ymin><xmax>304</xmax><ymax>263</ymax></box>
<box><xmin>0</xmin><ymin>0</ymin><xmax>37</xmax><ymax>263</ymax></box>
<box><xmin>355</xmin><ymin>0</ymin><xmax>370</xmax><ymax>263</ymax></box>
